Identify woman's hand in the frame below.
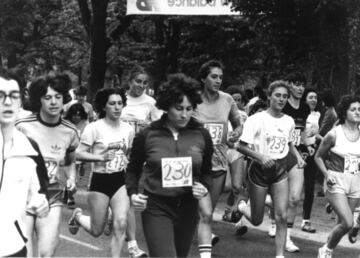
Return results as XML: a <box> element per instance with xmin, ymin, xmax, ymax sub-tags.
<box><xmin>259</xmin><ymin>155</ymin><xmax>276</xmax><ymax>169</ymax></box>
<box><xmin>325</xmin><ymin>173</ymin><xmax>336</xmax><ymax>187</ymax></box>
<box><xmin>228</xmin><ymin>130</ymin><xmax>241</xmax><ymax>143</ymax></box>
<box><xmin>296</xmin><ymin>156</ymin><xmax>306</xmax><ymax>169</ymax></box>
<box><xmin>192</xmin><ymin>182</ymin><xmax>208</xmax><ymax>200</ymax></box>
<box><xmin>131</xmin><ymin>193</ymin><xmax>148</xmax><ymax>211</ymax></box>
<box><xmin>102</xmin><ymin>149</ymin><xmax>116</xmax><ymax>162</ymax></box>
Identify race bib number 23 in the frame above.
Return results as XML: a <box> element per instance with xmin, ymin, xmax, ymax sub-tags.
<box><xmin>161</xmin><ymin>157</ymin><xmax>193</xmax><ymax>188</ymax></box>
<box><xmin>344</xmin><ymin>156</ymin><xmax>360</xmax><ymax>174</ymax></box>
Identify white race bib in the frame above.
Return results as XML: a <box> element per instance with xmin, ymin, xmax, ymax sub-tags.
<box><xmin>161</xmin><ymin>157</ymin><xmax>193</xmax><ymax>188</ymax></box>
<box><xmin>204</xmin><ymin>123</ymin><xmax>224</xmax><ymax>145</ymax></box>
<box><xmin>268</xmin><ymin>136</ymin><xmax>287</xmax><ymax>155</ymax></box>
<box><xmin>291</xmin><ymin>129</ymin><xmax>301</xmax><ymax>146</ymax></box>
<box><xmin>44</xmin><ymin>158</ymin><xmax>59</xmax><ymax>184</ymax></box>
<box><xmin>106</xmin><ymin>150</ymin><xmax>128</xmax><ymax>172</ymax></box>
<box><xmin>344</xmin><ymin>156</ymin><xmax>360</xmax><ymax>175</ymax></box>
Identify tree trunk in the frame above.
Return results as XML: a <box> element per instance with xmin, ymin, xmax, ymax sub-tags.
<box><xmin>88</xmin><ymin>0</ymin><xmax>109</xmax><ymax>99</ymax></box>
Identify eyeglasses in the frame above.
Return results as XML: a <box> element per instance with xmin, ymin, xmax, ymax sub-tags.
<box><xmin>0</xmin><ymin>91</ymin><xmax>21</xmax><ymax>103</ymax></box>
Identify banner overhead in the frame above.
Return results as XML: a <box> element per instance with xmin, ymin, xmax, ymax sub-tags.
<box><xmin>126</xmin><ymin>0</ymin><xmax>240</xmax><ymax>16</ymax></box>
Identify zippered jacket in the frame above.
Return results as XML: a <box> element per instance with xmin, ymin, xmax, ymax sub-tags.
<box><xmin>126</xmin><ymin>114</ymin><xmax>213</xmax><ymax>197</ymax></box>
<box><xmin>0</xmin><ymin>128</ymin><xmax>48</xmax><ymax>256</ymax></box>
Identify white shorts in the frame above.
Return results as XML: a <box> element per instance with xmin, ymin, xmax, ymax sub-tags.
<box><xmin>325</xmin><ymin>170</ymin><xmax>360</xmax><ymax>199</ymax></box>
<box><xmin>226</xmin><ymin>148</ymin><xmax>243</xmax><ymax>164</ymax></box>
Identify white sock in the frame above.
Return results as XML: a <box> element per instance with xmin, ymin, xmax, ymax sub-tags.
<box><xmin>238</xmin><ymin>201</ymin><xmax>247</xmax><ymax>213</ymax></box>
<box><xmin>275</xmin><ymin>256</ymin><xmax>284</xmax><ymax>258</ymax></box>
<box><xmin>322</xmin><ymin>244</ymin><xmax>332</xmax><ymax>252</ymax></box>
<box><xmin>127</xmin><ymin>240</ymin><xmax>137</xmax><ymax>249</ymax></box>
<box><xmin>286</xmin><ymin>228</ymin><xmax>292</xmax><ymax>240</ymax></box>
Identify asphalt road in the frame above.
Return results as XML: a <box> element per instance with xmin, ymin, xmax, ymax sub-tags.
<box><xmin>54</xmin><ymin>189</ymin><xmax>360</xmax><ymax>258</ymax></box>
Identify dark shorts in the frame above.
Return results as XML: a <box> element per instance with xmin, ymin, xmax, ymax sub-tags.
<box><xmin>89</xmin><ymin>172</ymin><xmax>125</xmax><ymax>199</ymax></box>
<box><xmin>47</xmin><ymin>183</ymin><xmax>65</xmax><ymax>207</ymax></box>
<box><xmin>248</xmin><ymin>153</ymin><xmax>297</xmax><ymax>188</ymax></box>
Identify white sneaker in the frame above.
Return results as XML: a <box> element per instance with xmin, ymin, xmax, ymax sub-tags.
<box><xmin>268</xmin><ymin>223</ymin><xmax>276</xmax><ymax>238</ymax></box>
<box><xmin>285</xmin><ymin>238</ymin><xmax>300</xmax><ymax>252</ymax></box>
<box><xmin>128</xmin><ymin>246</ymin><xmax>148</xmax><ymax>258</ymax></box>
<box><xmin>318</xmin><ymin>245</ymin><xmax>332</xmax><ymax>258</ymax></box>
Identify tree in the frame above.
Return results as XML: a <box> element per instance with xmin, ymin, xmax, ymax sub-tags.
<box><xmin>76</xmin><ymin>0</ymin><xmax>134</xmax><ymax>97</ymax></box>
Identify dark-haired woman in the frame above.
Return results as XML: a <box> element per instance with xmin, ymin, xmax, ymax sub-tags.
<box><xmin>68</xmin><ymin>88</ymin><xmax>134</xmax><ymax>258</ymax></box>
<box><xmin>193</xmin><ymin>60</ymin><xmax>242</xmax><ymax>257</ymax></box>
<box><xmin>64</xmin><ymin>103</ymin><xmax>89</xmax><ymax>208</ymax></box>
<box><xmin>300</xmin><ymin>89</ymin><xmax>322</xmax><ymax>233</ymax></box>
<box><xmin>315</xmin><ymin>95</ymin><xmax>360</xmax><ymax>258</ymax></box>
<box><xmin>126</xmin><ymin>73</ymin><xmax>213</xmax><ymax>257</ymax></box>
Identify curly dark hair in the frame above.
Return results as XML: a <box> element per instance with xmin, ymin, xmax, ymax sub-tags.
<box><xmin>28</xmin><ymin>72</ymin><xmax>72</xmax><ymax>112</ymax></box>
<box><xmin>74</xmin><ymin>85</ymin><xmax>88</xmax><ymax>96</ymax></box>
<box><xmin>336</xmin><ymin>94</ymin><xmax>360</xmax><ymax>124</ymax></box>
<box><xmin>249</xmin><ymin>99</ymin><xmax>268</xmax><ymax>116</ymax></box>
<box><xmin>285</xmin><ymin>71</ymin><xmax>307</xmax><ymax>86</ymax></box>
<box><xmin>225</xmin><ymin>85</ymin><xmax>249</xmax><ymax>105</ymax></box>
<box><xmin>198</xmin><ymin>60</ymin><xmax>224</xmax><ymax>89</ymax></box>
<box><xmin>64</xmin><ymin>103</ymin><xmax>88</xmax><ymax>121</ymax></box>
<box><xmin>156</xmin><ymin>73</ymin><xmax>202</xmax><ymax>111</ymax></box>
<box><xmin>94</xmin><ymin>87</ymin><xmax>127</xmax><ymax>119</ymax></box>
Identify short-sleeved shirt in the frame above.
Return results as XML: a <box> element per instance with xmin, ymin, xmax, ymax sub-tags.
<box><xmin>282</xmin><ymin>101</ymin><xmax>310</xmax><ymax>146</ymax></box>
<box><xmin>16</xmin><ymin>114</ymin><xmax>80</xmax><ymax>185</ymax></box>
<box><xmin>193</xmin><ymin>91</ymin><xmax>240</xmax><ymax>171</ymax></box>
<box><xmin>80</xmin><ymin>119</ymin><xmax>135</xmax><ymax>173</ymax></box>
<box><xmin>240</xmin><ymin>111</ymin><xmax>295</xmax><ymax>160</ymax></box>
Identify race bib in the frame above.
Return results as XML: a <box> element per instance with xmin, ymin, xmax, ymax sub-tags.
<box><xmin>204</xmin><ymin>123</ymin><xmax>224</xmax><ymax>145</ymax></box>
<box><xmin>291</xmin><ymin>129</ymin><xmax>301</xmax><ymax>146</ymax></box>
<box><xmin>268</xmin><ymin>136</ymin><xmax>287</xmax><ymax>155</ymax></box>
<box><xmin>106</xmin><ymin>151</ymin><xmax>128</xmax><ymax>172</ymax></box>
<box><xmin>44</xmin><ymin>158</ymin><xmax>59</xmax><ymax>184</ymax></box>
<box><xmin>161</xmin><ymin>157</ymin><xmax>193</xmax><ymax>188</ymax></box>
<box><xmin>344</xmin><ymin>156</ymin><xmax>360</xmax><ymax>175</ymax></box>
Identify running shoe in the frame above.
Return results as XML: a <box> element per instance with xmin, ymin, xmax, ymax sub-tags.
<box><xmin>317</xmin><ymin>245</ymin><xmax>332</xmax><ymax>258</ymax></box>
<box><xmin>348</xmin><ymin>227</ymin><xmax>359</xmax><ymax>243</ymax></box>
<box><xmin>128</xmin><ymin>246</ymin><xmax>148</xmax><ymax>258</ymax></box>
<box><xmin>325</xmin><ymin>203</ymin><xmax>333</xmax><ymax>214</ymax></box>
<box><xmin>67</xmin><ymin>197</ymin><xmax>75</xmax><ymax>209</ymax></box>
<box><xmin>285</xmin><ymin>238</ymin><xmax>300</xmax><ymax>252</ymax></box>
<box><xmin>234</xmin><ymin>220</ymin><xmax>248</xmax><ymax>236</ymax></box>
<box><xmin>301</xmin><ymin>221</ymin><xmax>316</xmax><ymax>233</ymax></box>
<box><xmin>222</xmin><ymin>208</ymin><xmax>233</xmax><ymax>222</ymax></box>
<box><xmin>68</xmin><ymin>208</ymin><xmax>82</xmax><ymax>235</ymax></box>
<box><xmin>211</xmin><ymin>234</ymin><xmax>220</xmax><ymax>247</ymax></box>
<box><xmin>268</xmin><ymin>222</ymin><xmax>276</xmax><ymax>238</ymax></box>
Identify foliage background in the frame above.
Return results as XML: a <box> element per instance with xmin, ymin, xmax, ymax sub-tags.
<box><xmin>1</xmin><ymin>0</ymin><xmax>360</xmax><ymax>99</ymax></box>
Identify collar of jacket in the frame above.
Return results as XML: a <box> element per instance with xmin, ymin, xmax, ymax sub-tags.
<box><xmin>150</xmin><ymin>113</ymin><xmax>203</xmax><ymax>131</ymax></box>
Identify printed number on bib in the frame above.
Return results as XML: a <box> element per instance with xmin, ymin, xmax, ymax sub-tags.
<box><xmin>204</xmin><ymin>123</ymin><xmax>223</xmax><ymax>145</ymax></box>
<box><xmin>44</xmin><ymin>158</ymin><xmax>59</xmax><ymax>184</ymax></box>
<box><xmin>268</xmin><ymin>136</ymin><xmax>287</xmax><ymax>155</ymax></box>
<box><xmin>344</xmin><ymin>156</ymin><xmax>360</xmax><ymax>175</ymax></box>
<box><xmin>291</xmin><ymin>129</ymin><xmax>301</xmax><ymax>146</ymax></box>
<box><xmin>161</xmin><ymin>157</ymin><xmax>193</xmax><ymax>188</ymax></box>
<box><xmin>106</xmin><ymin>151</ymin><xmax>127</xmax><ymax>172</ymax></box>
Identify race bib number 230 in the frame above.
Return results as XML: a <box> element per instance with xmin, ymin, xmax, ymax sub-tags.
<box><xmin>161</xmin><ymin>157</ymin><xmax>193</xmax><ymax>188</ymax></box>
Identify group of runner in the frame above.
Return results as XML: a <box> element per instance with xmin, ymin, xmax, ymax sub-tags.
<box><xmin>1</xmin><ymin>59</ymin><xmax>360</xmax><ymax>258</ymax></box>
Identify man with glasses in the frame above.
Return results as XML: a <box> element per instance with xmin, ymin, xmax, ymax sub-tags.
<box><xmin>16</xmin><ymin>72</ymin><xmax>79</xmax><ymax>257</ymax></box>
<box><xmin>0</xmin><ymin>69</ymin><xmax>49</xmax><ymax>257</ymax></box>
